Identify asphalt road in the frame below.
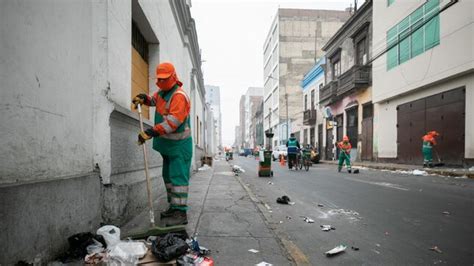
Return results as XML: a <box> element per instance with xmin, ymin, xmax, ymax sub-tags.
<box><xmin>232</xmin><ymin>156</ymin><xmax>474</xmax><ymax>265</ymax></box>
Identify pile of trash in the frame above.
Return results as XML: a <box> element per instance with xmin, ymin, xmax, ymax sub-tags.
<box><xmin>57</xmin><ymin>225</ymin><xmax>214</xmax><ymax>265</ymax></box>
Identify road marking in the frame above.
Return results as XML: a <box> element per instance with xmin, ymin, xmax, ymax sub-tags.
<box><xmin>345</xmin><ymin>177</ymin><xmax>409</xmax><ymax>191</ymax></box>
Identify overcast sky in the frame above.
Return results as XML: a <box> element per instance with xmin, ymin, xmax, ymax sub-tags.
<box><xmin>191</xmin><ymin>0</ymin><xmax>355</xmax><ymax>146</ymax></box>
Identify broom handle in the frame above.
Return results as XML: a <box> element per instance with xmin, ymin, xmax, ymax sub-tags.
<box><xmin>137</xmin><ymin>104</ymin><xmax>155</xmax><ymax>227</ymax></box>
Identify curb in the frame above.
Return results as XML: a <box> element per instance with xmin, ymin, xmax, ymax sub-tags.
<box><xmin>320</xmin><ymin>160</ymin><xmax>474</xmax><ymax>179</ymax></box>
<box><xmin>232</xmin><ymin>167</ymin><xmax>310</xmax><ymax>266</ymax></box>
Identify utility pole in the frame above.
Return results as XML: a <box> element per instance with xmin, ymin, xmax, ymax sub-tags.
<box><xmin>285</xmin><ymin>91</ymin><xmax>289</xmax><ymax>143</ymax></box>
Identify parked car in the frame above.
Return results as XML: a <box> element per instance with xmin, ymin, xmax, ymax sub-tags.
<box><xmin>272</xmin><ymin>145</ymin><xmax>288</xmax><ymax>161</ymax></box>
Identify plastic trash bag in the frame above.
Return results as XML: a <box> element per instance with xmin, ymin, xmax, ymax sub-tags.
<box><xmin>96</xmin><ymin>225</ymin><xmax>121</xmax><ymax>247</ymax></box>
<box><xmin>108</xmin><ymin>241</ymin><xmax>147</xmax><ymax>265</ymax></box>
<box><xmin>151</xmin><ymin>233</ymin><xmax>189</xmax><ymax>262</ymax></box>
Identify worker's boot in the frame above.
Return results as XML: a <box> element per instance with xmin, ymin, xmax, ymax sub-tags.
<box><xmin>160</xmin><ymin>207</ymin><xmax>174</xmax><ymax>218</ymax></box>
<box><xmin>348</xmin><ymin>169</ymin><xmax>352</xmax><ymax>173</ymax></box>
<box><xmin>164</xmin><ymin>210</ymin><xmax>188</xmax><ymax>226</ymax></box>
<box><xmin>338</xmin><ymin>166</ymin><xmax>342</xmax><ymax>172</ymax></box>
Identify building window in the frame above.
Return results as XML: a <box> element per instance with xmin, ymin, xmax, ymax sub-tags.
<box><xmin>388</xmin><ymin>0</ymin><xmax>395</xmax><ymax>6</ymax></box>
<box><xmin>386</xmin><ymin>0</ymin><xmax>440</xmax><ymax>70</ymax></box>
<box><xmin>332</xmin><ymin>59</ymin><xmax>341</xmax><ymax>79</ymax></box>
<box><xmin>304</xmin><ymin>95</ymin><xmax>308</xmax><ymax>111</ymax></box>
<box><xmin>356</xmin><ymin>37</ymin><xmax>367</xmax><ymax>65</ymax></box>
<box><xmin>131</xmin><ymin>20</ymin><xmax>150</xmax><ymax>119</ymax></box>
<box><xmin>310</xmin><ymin>90</ymin><xmax>315</xmax><ymax>110</ymax></box>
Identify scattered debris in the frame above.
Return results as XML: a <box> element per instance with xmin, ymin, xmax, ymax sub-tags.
<box><xmin>276</xmin><ymin>195</ymin><xmax>291</xmax><ymax>204</ymax></box>
<box><xmin>256</xmin><ymin>262</ymin><xmax>273</xmax><ymax>266</ymax></box>
<box><xmin>372</xmin><ymin>249</ymin><xmax>380</xmax><ymax>254</ymax></box>
<box><xmin>57</xmin><ymin>232</ymin><xmax>107</xmax><ymax>263</ymax></box>
<box><xmin>268</xmin><ymin>181</ymin><xmax>274</xmax><ymax>185</ymax></box>
<box><xmin>286</xmin><ymin>216</ymin><xmax>292</xmax><ymax>220</ymax></box>
<box><xmin>288</xmin><ymin>201</ymin><xmax>296</xmax><ymax>205</ymax></box>
<box><xmin>109</xmin><ymin>241</ymin><xmax>148</xmax><ymax>264</ymax></box>
<box><xmin>442</xmin><ymin>211</ymin><xmax>450</xmax><ymax>216</ymax></box>
<box><xmin>385</xmin><ymin>231</ymin><xmax>390</xmax><ymax>236</ymax></box>
<box><xmin>302</xmin><ymin>216</ymin><xmax>314</xmax><ymax>223</ymax></box>
<box><xmin>325</xmin><ymin>245</ymin><xmax>347</xmax><ymax>257</ymax></box>
<box><xmin>469</xmin><ymin>166</ymin><xmax>474</xmax><ymax>172</ymax></box>
<box><xmin>351</xmin><ymin>246</ymin><xmax>359</xmax><ymax>251</ymax></box>
<box><xmin>454</xmin><ymin>175</ymin><xmax>468</xmax><ymax>179</ymax></box>
<box><xmin>429</xmin><ymin>246</ymin><xmax>443</xmax><ymax>253</ymax></box>
<box><xmin>279</xmin><ymin>221</ymin><xmax>283</xmax><ymax>224</ymax></box>
<box><xmin>317</xmin><ymin>203</ymin><xmax>324</xmax><ymax>207</ymax></box>
<box><xmin>248</xmin><ymin>249</ymin><xmax>259</xmax><ymax>253</ymax></box>
<box><xmin>232</xmin><ymin>165</ymin><xmax>245</xmax><ymax>174</ymax></box>
<box><xmin>413</xmin><ymin>169</ymin><xmax>428</xmax><ymax>176</ymax></box>
<box><xmin>375</xmin><ymin>243</ymin><xmax>381</xmax><ymax>247</ymax></box>
<box><xmin>198</xmin><ymin>164</ymin><xmax>211</xmax><ymax>171</ymax></box>
<box><xmin>353</xmin><ymin>169</ymin><xmax>360</xmax><ymax>174</ymax></box>
<box><xmin>320</xmin><ymin>225</ymin><xmax>335</xmax><ymax>231</ymax></box>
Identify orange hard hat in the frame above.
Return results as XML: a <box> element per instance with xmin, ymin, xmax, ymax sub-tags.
<box><xmin>155</xmin><ymin>62</ymin><xmax>175</xmax><ymax>79</ymax></box>
<box><xmin>343</xmin><ymin>135</ymin><xmax>349</xmax><ymax>142</ymax></box>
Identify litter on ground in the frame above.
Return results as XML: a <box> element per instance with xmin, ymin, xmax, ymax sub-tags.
<box><xmin>276</xmin><ymin>195</ymin><xmax>291</xmax><ymax>204</ymax></box>
<box><xmin>430</xmin><ymin>246</ymin><xmax>443</xmax><ymax>253</ymax></box>
<box><xmin>248</xmin><ymin>249</ymin><xmax>259</xmax><ymax>253</ymax></box>
<box><xmin>198</xmin><ymin>164</ymin><xmax>211</xmax><ymax>171</ymax></box>
<box><xmin>325</xmin><ymin>245</ymin><xmax>347</xmax><ymax>256</ymax></box>
<box><xmin>320</xmin><ymin>225</ymin><xmax>335</xmax><ymax>231</ymax></box>
<box><xmin>302</xmin><ymin>216</ymin><xmax>314</xmax><ymax>223</ymax></box>
<box><xmin>256</xmin><ymin>261</ymin><xmax>273</xmax><ymax>266</ymax></box>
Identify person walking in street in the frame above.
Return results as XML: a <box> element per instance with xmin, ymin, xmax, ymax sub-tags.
<box><xmin>422</xmin><ymin>131</ymin><xmax>439</xmax><ymax>168</ymax></box>
<box><xmin>337</xmin><ymin>136</ymin><xmax>352</xmax><ymax>173</ymax></box>
<box><xmin>132</xmin><ymin>62</ymin><xmax>192</xmax><ymax>226</ymax></box>
<box><xmin>286</xmin><ymin>133</ymin><xmax>300</xmax><ymax>169</ymax></box>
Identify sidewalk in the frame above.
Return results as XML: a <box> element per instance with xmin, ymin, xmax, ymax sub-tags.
<box><xmin>122</xmin><ymin>159</ymin><xmax>292</xmax><ymax>265</ymax></box>
<box><xmin>321</xmin><ymin>160</ymin><xmax>474</xmax><ymax>178</ymax></box>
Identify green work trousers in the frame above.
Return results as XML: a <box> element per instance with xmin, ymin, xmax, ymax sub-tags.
<box><xmin>422</xmin><ymin>145</ymin><xmax>433</xmax><ymax>166</ymax></box>
<box><xmin>338</xmin><ymin>151</ymin><xmax>351</xmax><ymax>171</ymax></box>
<box><xmin>155</xmin><ymin>137</ymin><xmax>193</xmax><ymax>211</ymax></box>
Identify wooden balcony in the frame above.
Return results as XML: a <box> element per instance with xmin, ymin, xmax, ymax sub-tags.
<box><xmin>319</xmin><ymin>65</ymin><xmax>371</xmax><ymax>105</ymax></box>
<box><xmin>303</xmin><ymin>109</ymin><xmax>317</xmax><ymax>125</ymax></box>
<box><xmin>319</xmin><ymin>81</ymin><xmax>337</xmax><ymax>103</ymax></box>
<box><xmin>337</xmin><ymin>65</ymin><xmax>371</xmax><ymax>97</ymax></box>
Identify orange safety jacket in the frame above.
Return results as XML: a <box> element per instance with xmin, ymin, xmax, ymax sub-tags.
<box><xmin>338</xmin><ymin>141</ymin><xmax>352</xmax><ymax>154</ymax></box>
<box><xmin>144</xmin><ymin>85</ymin><xmax>191</xmax><ymax>138</ymax></box>
<box><xmin>422</xmin><ymin>134</ymin><xmax>436</xmax><ymax>146</ymax></box>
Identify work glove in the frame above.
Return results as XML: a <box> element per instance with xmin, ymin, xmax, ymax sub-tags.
<box><xmin>132</xmin><ymin>94</ymin><xmax>148</xmax><ymax>108</ymax></box>
<box><xmin>138</xmin><ymin>128</ymin><xmax>159</xmax><ymax>145</ymax></box>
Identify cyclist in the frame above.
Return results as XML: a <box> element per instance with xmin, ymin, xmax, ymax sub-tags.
<box><xmin>286</xmin><ymin>133</ymin><xmax>301</xmax><ymax>169</ymax></box>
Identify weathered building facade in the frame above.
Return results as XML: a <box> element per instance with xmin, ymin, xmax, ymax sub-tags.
<box><xmin>0</xmin><ymin>0</ymin><xmax>207</xmax><ymax>264</ymax></box>
<box><xmin>372</xmin><ymin>0</ymin><xmax>473</xmax><ymax>166</ymax></box>
<box><xmin>263</xmin><ymin>8</ymin><xmax>350</xmax><ymax>148</ymax></box>
<box><xmin>301</xmin><ymin>58</ymin><xmax>325</xmax><ymax>153</ymax></box>
<box><xmin>320</xmin><ymin>0</ymin><xmax>373</xmax><ymax>161</ymax></box>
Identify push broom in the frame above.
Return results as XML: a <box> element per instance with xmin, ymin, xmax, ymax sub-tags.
<box><xmin>126</xmin><ymin>103</ymin><xmax>186</xmax><ymax>239</ymax></box>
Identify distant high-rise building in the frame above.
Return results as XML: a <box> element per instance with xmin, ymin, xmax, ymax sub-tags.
<box><xmin>238</xmin><ymin>87</ymin><xmax>263</xmax><ymax>149</ymax></box>
<box><xmin>262</xmin><ymin>8</ymin><xmax>350</xmax><ymax>148</ymax></box>
<box><xmin>205</xmin><ymin>85</ymin><xmax>222</xmax><ymax>152</ymax></box>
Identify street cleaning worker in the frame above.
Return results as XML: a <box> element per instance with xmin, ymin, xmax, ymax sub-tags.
<box><xmin>132</xmin><ymin>62</ymin><xmax>192</xmax><ymax>226</ymax></box>
<box><xmin>422</xmin><ymin>131</ymin><xmax>439</xmax><ymax>168</ymax></box>
<box><xmin>337</xmin><ymin>136</ymin><xmax>352</xmax><ymax>173</ymax></box>
<box><xmin>286</xmin><ymin>133</ymin><xmax>301</xmax><ymax>169</ymax></box>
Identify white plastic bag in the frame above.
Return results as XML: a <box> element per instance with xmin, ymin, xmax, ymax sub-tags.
<box><xmin>108</xmin><ymin>241</ymin><xmax>147</xmax><ymax>265</ymax></box>
<box><xmin>97</xmin><ymin>225</ymin><xmax>121</xmax><ymax>247</ymax></box>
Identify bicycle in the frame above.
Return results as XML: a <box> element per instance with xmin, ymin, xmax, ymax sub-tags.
<box><xmin>302</xmin><ymin>150</ymin><xmax>311</xmax><ymax>171</ymax></box>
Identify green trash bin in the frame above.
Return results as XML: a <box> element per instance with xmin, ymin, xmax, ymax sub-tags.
<box><xmin>258</xmin><ymin>150</ymin><xmax>273</xmax><ymax>177</ymax></box>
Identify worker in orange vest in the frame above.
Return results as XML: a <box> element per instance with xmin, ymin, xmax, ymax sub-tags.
<box><xmin>422</xmin><ymin>131</ymin><xmax>439</xmax><ymax>167</ymax></box>
<box><xmin>337</xmin><ymin>136</ymin><xmax>352</xmax><ymax>173</ymax></box>
<box><xmin>132</xmin><ymin>62</ymin><xmax>192</xmax><ymax>226</ymax></box>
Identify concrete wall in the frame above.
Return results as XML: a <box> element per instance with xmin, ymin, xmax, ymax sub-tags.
<box><xmin>372</xmin><ymin>0</ymin><xmax>473</xmax><ymax>102</ymax></box>
<box><xmin>372</xmin><ymin>0</ymin><xmax>474</xmax><ymax>160</ymax></box>
<box><xmin>0</xmin><ymin>0</ymin><xmax>207</xmax><ymax>263</ymax></box>
<box><xmin>374</xmin><ymin>74</ymin><xmax>474</xmax><ymax>159</ymax></box>
<box><xmin>0</xmin><ymin>0</ymin><xmax>95</xmax><ymax>185</ymax></box>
